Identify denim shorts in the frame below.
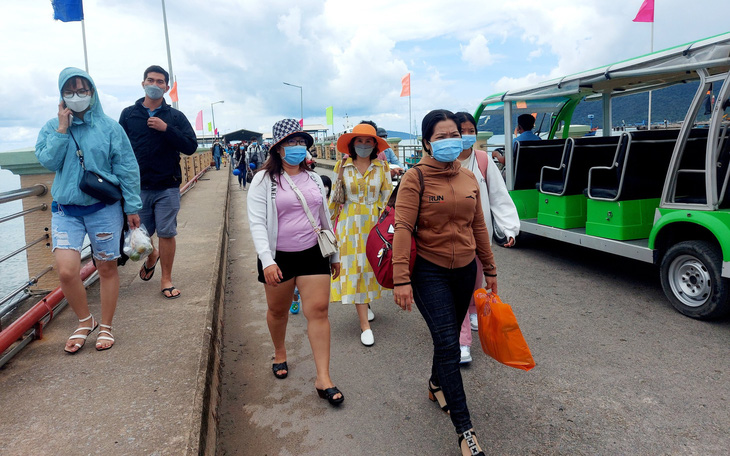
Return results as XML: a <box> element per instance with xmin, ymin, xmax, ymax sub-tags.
<box><xmin>139</xmin><ymin>187</ymin><xmax>181</xmax><ymax>238</ymax></box>
<box><xmin>51</xmin><ymin>201</ymin><xmax>123</xmax><ymax>261</ymax></box>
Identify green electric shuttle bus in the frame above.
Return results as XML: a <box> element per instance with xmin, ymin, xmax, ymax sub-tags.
<box><xmin>476</xmin><ymin>32</ymin><xmax>730</xmax><ymax>319</ymax></box>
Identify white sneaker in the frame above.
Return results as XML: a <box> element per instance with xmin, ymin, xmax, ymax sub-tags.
<box><xmin>469</xmin><ymin>313</ymin><xmax>478</xmax><ymax>331</ymax></box>
<box><xmin>460</xmin><ymin>345</ymin><xmax>472</xmax><ymax>364</ymax></box>
<box><xmin>361</xmin><ymin>329</ymin><xmax>374</xmax><ymax>346</ymax></box>
<box><xmin>367</xmin><ymin>305</ymin><xmax>375</xmax><ymax>322</ymax></box>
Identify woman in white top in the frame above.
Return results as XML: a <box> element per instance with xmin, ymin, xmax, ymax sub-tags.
<box><xmin>454</xmin><ymin>112</ymin><xmax>520</xmax><ymax>364</ymax></box>
<box><xmin>247</xmin><ymin>119</ymin><xmax>343</xmax><ymax>405</ymax></box>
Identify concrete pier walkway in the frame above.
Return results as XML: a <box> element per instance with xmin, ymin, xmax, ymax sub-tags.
<box><xmin>3</xmin><ymin>163</ymin><xmax>730</xmax><ymax>455</ymax></box>
<box><xmin>0</xmin><ymin>167</ymin><xmax>229</xmax><ymax>455</ymax></box>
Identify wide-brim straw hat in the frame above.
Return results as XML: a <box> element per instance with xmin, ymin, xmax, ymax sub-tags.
<box><xmin>271</xmin><ymin>118</ymin><xmax>314</xmax><ymax>151</ymax></box>
<box><xmin>336</xmin><ymin>124</ymin><xmax>390</xmax><ymax>153</ymax></box>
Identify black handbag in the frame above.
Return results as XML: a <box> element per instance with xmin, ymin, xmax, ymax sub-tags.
<box><xmin>69</xmin><ymin>130</ymin><xmax>122</xmax><ymax>205</ymax></box>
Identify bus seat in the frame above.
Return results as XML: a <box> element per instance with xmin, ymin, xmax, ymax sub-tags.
<box><xmin>513</xmin><ymin>139</ymin><xmax>567</xmax><ymax>191</ymax></box>
<box><xmin>539</xmin><ymin>136</ymin><xmax>619</xmax><ymax>196</ymax></box>
<box><xmin>588</xmin><ymin>130</ymin><xmax>678</xmax><ymax>201</ymax></box>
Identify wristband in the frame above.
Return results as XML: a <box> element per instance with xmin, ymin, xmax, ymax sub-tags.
<box><xmin>393</xmin><ymin>282</ymin><xmax>411</xmax><ymax>287</ymax></box>
<box><xmin>484</xmin><ymin>273</ymin><xmax>497</xmax><ymax>277</ymax></box>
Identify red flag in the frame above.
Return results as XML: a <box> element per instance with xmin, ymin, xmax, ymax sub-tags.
<box><xmin>169</xmin><ymin>81</ymin><xmax>179</xmax><ymax>102</ymax></box>
<box><xmin>195</xmin><ymin>110</ymin><xmax>203</xmax><ymax>131</ymax></box>
<box><xmin>400</xmin><ymin>73</ymin><xmax>411</xmax><ymax>97</ymax></box>
<box><xmin>632</xmin><ymin>0</ymin><xmax>654</xmax><ymax>22</ymax></box>
<box><xmin>214</xmin><ymin>128</ymin><xmax>218</xmax><ymax>137</ymax></box>
<box><xmin>299</xmin><ymin>119</ymin><xmax>304</xmax><ymax>127</ymax></box>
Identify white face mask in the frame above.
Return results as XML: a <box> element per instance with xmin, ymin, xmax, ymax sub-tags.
<box><xmin>63</xmin><ymin>93</ymin><xmax>91</xmax><ymax>113</ymax></box>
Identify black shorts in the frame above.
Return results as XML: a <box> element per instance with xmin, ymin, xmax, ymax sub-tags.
<box><xmin>257</xmin><ymin>244</ymin><xmax>330</xmax><ymax>283</ymax></box>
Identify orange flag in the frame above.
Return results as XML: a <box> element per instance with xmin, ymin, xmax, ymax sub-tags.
<box><xmin>400</xmin><ymin>73</ymin><xmax>411</xmax><ymax>97</ymax></box>
<box><xmin>169</xmin><ymin>81</ymin><xmax>179</xmax><ymax>102</ymax></box>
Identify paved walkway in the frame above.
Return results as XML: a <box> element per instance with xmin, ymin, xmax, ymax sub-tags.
<box><xmin>4</xmin><ymin>164</ymin><xmax>730</xmax><ymax>455</ymax></box>
<box><xmin>0</xmin><ymin>167</ymin><xmax>230</xmax><ymax>455</ymax></box>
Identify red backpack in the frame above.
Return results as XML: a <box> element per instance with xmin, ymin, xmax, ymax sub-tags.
<box><xmin>366</xmin><ymin>166</ymin><xmax>424</xmax><ymax>289</ymax></box>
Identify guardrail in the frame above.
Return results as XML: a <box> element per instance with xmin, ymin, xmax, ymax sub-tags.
<box><xmin>0</xmin><ymin>185</ymin><xmax>50</xmax><ymax>320</ymax></box>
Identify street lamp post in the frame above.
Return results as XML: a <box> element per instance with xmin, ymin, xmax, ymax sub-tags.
<box><xmin>283</xmin><ymin>82</ymin><xmax>303</xmax><ymax>125</ymax></box>
<box><xmin>211</xmin><ymin>100</ymin><xmax>224</xmax><ymax>138</ymax></box>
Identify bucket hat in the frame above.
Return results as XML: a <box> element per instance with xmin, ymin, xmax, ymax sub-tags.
<box><xmin>271</xmin><ymin>119</ymin><xmax>313</xmax><ymax>152</ymax></box>
<box><xmin>336</xmin><ymin>124</ymin><xmax>390</xmax><ymax>153</ymax></box>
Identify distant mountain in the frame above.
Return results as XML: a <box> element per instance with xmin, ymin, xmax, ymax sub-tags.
<box><xmin>385</xmin><ymin>130</ymin><xmax>416</xmax><ymax>140</ymax></box>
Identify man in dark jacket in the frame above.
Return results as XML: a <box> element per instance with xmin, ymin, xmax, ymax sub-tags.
<box><xmin>211</xmin><ymin>140</ymin><xmax>223</xmax><ymax>170</ymax></box>
<box><xmin>119</xmin><ymin>65</ymin><xmax>197</xmax><ymax>299</ymax></box>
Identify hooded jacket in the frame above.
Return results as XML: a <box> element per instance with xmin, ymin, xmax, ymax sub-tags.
<box><xmin>35</xmin><ymin>67</ymin><xmax>142</xmax><ymax>214</ymax></box>
<box><xmin>392</xmin><ymin>154</ymin><xmax>496</xmax><ymax>285</ymax></box>
<box><xmin>119</xmin><ymin>98</ymin><xmax>197</xmax><ymax>190</ymax></box>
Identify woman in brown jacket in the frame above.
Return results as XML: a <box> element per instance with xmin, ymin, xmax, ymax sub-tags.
<box><xmin>392</xmin><ymin>109</ymin><xmax>497</xmax><ymax>456</ymax></box>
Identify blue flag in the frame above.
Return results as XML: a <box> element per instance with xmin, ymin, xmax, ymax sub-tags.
<box><xmin>52</xmin><ymin>0</ymin><xmax>84</xmax><ymax>22</ymax></box>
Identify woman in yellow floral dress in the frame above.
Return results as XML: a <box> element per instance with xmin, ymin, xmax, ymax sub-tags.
<box><xmin>330</xmin><ymin>123</ymin><xmax>392</xmax><ymax>346</ymax></box>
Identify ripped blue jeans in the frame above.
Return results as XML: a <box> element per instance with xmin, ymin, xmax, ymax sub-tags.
<box><xmin>51</xmin><ymin>201</ymin><xmax>123</xmax><ymax>261</ymax></box>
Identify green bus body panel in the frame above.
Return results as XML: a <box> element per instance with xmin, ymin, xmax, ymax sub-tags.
<box><xmin>509</xmin><ymin>189</ymin><xmax>539</xmax><ymax>219</ymax></box>
<box><xmin>537</xmin><ymin>193</ymin><xmax>588</xmax><ymax>229</ymax></box>
<box><xmin>586</xmin><ymin>198</ymin><xmax>660</xmax><ymax>240</ymax></box>
<box><xmin>649</xmin><ymin>209</ymin><xmax>730</xmax><ymax>260</ymax></box>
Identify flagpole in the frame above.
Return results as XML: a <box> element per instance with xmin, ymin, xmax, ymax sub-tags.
<box><xmin>161</xmin><ymin>0</ymin><xmax>177</xmax><ymax>109</ymax></box>
<box><xmin>648</xmin><ymin>21</ymin><xmax>653</xmax><ymax>130</ymax></box>
<box><xmin>408</xmin><ymin>93</ymin><xmax>412</xmax><ymax>142</ymax></box>
<box><xmin>81</xmin><ymin>20</ymin><xmax>89</xmax><ymax>73</ymax></box>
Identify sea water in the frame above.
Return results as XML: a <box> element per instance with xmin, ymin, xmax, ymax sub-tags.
<box><xmin>0</xmin><ymin>169</ymin><xmax>29</xmax><ymax>300</ymax></box>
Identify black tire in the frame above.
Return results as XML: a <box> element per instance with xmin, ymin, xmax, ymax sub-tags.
<box><xmin>659</xmin><ymin>240</ymin><xmax>730</xmax><ymax>319</ymax></box>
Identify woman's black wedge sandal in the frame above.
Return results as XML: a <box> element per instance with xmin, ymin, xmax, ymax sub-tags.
<box><xmin>428</xmin><ymin>380</ymin><xmax>450</xmax><ymax>414</ymax></box>
<box><xmin>316</xmin><ymin>386</ymin><xmax>344</xmax><ymax>406</ymax></box>
<box><xmin>458</xmin><ymin>429</ymin><xmax>485</xmax><ymax>456</ymax></box>
<box><xmin>272</xmin><ymin>361</ymin><xmax>288</xmax><ymax>379</ymax></box>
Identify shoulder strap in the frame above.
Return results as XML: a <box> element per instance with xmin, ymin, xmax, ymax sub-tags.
<box><xmin>68</xmin><ymin>130</ymin><xmax>87</xmax><ymax>171</ymax></box>
<box><xmin>474</xmin><ymin>149</ymin><xmax>489</xmax><ymax>179</ymax></box>
<box><xmin>281</xmin><ymin>172</ymin><xmax>320</xmax><ymax>233</ymax></box>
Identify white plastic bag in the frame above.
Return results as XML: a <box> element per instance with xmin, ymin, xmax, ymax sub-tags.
<box><xmin>122</xmin><ymin>225</ymin><xmax>153</xmax><ymax>262</ymax></box>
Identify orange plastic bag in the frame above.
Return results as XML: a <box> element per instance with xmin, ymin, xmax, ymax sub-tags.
<box><xmin>474</xmin><ymin>288</ymin><xmax>535</xmax><ymax>371</ymax></box>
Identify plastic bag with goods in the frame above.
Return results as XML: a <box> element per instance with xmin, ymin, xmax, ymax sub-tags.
<box><xmin>122</xmin><ymin>225</ymin><xmax>154</xmax><ymax>262</ymax></box>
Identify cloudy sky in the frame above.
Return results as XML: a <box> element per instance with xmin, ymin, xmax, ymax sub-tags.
<box><xmin>0</xmin><ymin>0</ymin><xmax>728</xmax><ymax>153</ymax></box>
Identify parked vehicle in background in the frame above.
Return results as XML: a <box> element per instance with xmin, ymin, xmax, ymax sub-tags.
<box><xmin>475</xmin><ymin>32</ymin><xmax>730</xmax><ymax>319</ymax></box>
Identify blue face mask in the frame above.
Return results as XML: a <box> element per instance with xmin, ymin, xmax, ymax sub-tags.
<box><xmin>430</xmin><ymin>138</ymin><xmax>464</xmax><ymax>163</ymax></box>
<box><xmin>282</xmin><ymin>145</ymin><xmax>307</xmax><ymax>166</ymax></box>
<box><xmin>461</xmin><ymin>134</ymin><xmax>477</xmax><ymax>150</ymax></box>
<box><xmin>144</xmin><ymin>84</ymin><xmax>165</xmax><ymax>100</ymax></box>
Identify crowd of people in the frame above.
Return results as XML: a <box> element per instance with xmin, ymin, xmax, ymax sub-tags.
<box><xmin>247</xmin><ymin>110</ymin><xmax>523</xmax><ymax>456</ymax></box>
<box><xmin>37</xmin><ymin>62</ymin><xmax>534</xmax><ymax>455</ymax></box>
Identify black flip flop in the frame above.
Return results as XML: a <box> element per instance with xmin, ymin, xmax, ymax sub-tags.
<box><xmin>316</xmin><ymin>386</ymin><xmax>344</xmax><ymax>406</ymax></box>
<box><xmin>161</xmin><ymin>286</ymin><xmax>181</xmax><ymax>299</ymax></box>
<box><xmin>272</xmin><ymin>361</ymin><xmax>288</xmax><ymax>379</ymax></box>
<box><xmin>139</xmin><ymin>257</ymin><xmax>159</xmax><ymax>281</ymax></box>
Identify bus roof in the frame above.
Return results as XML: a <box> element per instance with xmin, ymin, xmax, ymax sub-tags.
<box><xmin>479</xmin><ymin>31</ymin><xmax>730</xmax><ymax>107</ymax></box>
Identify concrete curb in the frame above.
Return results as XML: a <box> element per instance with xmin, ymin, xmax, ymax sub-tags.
<box><xmin>186</xmin><ymin>171</ymin><xmax>230</xmax><ymax>455</ymax></box>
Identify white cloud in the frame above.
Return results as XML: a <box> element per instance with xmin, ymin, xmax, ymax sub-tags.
<box><xmin>460</xmin><ymin>34</ymin><xmax>497</xmax><ymax>67</ymax></box>
<box><xmin>1</xmin><ymin>0</ymin><xmax>729</xmax><ymax>151</ymax></box>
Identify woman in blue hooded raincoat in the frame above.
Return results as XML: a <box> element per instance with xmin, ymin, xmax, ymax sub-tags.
<box><xmin>35</xmin><ymin>67</ymin><xmax>142</xmax><ymax>354</ymax></box>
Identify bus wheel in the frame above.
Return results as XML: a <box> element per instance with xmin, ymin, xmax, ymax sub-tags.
<box><xmin>660</xmin><ymin>240</ymin><xmax>730</xmax><ymax>319</ymax></box>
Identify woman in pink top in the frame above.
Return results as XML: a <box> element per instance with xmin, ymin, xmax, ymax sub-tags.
<box><xmin>247</xmin><ymin>119</ymin><xmax>343</xmax><ymax>406</ymax></box>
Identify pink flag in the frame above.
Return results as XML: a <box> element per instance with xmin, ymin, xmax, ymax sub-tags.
<box><xmin>632</xmin><ymin>0</ymin><xmax>654</xmax><ymax>22</ymax></box>
<box><xmin>214</xmin><ymin>128</ymin><xmax>218</xmax><ymax>137</ymax></box>
<box><xmin>400</xmin><ymin>73</ymin><xmax>411</xmax><ymax>97</ymax></box>
<box><xmin>299</xmin><ymin>119</ymin><xmax>304</xmax><ymax>127</ymax></box>
<box><xmin>195</xmin><ymin>110</ymin><xmax>203</xmax><ymax>131</ymax></box>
